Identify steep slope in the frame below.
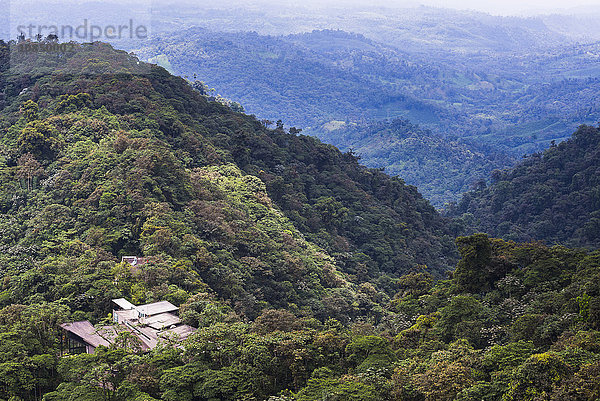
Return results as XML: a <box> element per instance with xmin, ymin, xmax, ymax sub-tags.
<box><xmin>0</xmin><ymin>41</ymin><xmax>456</xmax><ymax>323</ymax></box>
<box><xmin>0</xmin><ymin>41</ymin><xmax>599</xmax><ymax>401</ymax></box>
<box><xmin>316</xmin><ymin>119</ymin><xmax>511</xmax><ymax>207</ymax></box>
<box><xmin>448</xmin><ymin>125</ymin><xmax>600</xmax><ymax>248</ymax></box>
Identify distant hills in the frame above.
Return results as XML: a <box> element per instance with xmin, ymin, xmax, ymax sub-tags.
<box><xmin>1</xmin><ymin>37</ymin><xmax>600</xmax><ymax>401</ymax></box>
<box><xmin>135</xmin><ymin>29</ymin><xmax>444</xmax><ymax>131</ymax></box>
<box><xmin>7</xmin><ymin>2</ymin><xmax>600</xmax><ymax>206</ymax></box>
<box><xmin>316</xmin><ymin>119</ymin><xmax>511</xmax><ymax>207</ymax></box>
<box><xmin>148</xmin><ymin>3</ymin><xmax>592</xmax><ymax>51</ymax></box>
<box><xmin>134</xmin><ymin>27</ymin><xmax>600</xmax><ymax>205</ymax></box>
<box><xmin>136</xmin><ymin>27</ymin><xmax>600</xmax><ymax>155</ymax></box>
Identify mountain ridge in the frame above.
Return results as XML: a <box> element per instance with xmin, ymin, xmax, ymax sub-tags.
<box><xmin>0</xmin><ymin>39</ymin><xmax>599</xmax><ymax>401</ymax></box>
<box><xmin>0</xmin><ymin>41</ymin><xmax>457</xmax><ymax>318</ymax></box>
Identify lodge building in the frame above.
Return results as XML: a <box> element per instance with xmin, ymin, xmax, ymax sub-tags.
<box><xmin>60</xmin><ymin>298</ymin><xmax>196</xmax><ymax>355</ymax></box>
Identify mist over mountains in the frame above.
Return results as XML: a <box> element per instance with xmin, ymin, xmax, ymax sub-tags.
<box><xmin>8</xmin><ymin>1</ymin><xmax>600</xmax><ymax>205</ymax></box>
<box><xmin>2</xmin><ymin>1</ymin><xmax>600</xmax><ymax>400</ymax></box>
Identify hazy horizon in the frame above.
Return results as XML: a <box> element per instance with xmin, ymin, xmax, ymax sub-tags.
<box><xmin>164</xmin><ymin>0</ymin><xmax>600</xmax><ymax>16</ymax></box>
<box><xmin>10</xmin><ymin>0</ymin><xmax>600</xmax><ymax>16</ymax></box>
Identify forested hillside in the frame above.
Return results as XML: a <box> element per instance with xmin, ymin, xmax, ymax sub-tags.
<box><xmin>132</xmin><ymin>28</ymin><xmax>600</xmax><ymax>206</ymax></box>
<box><xmin>0</xmin><ymin>39</ymin><xmax>458</xmax><ymax>308</ymax></box>
<box><xmin>137</xmin><ymin>29</ymin><xmax>444</xmax><ymax>130</ymax></box>
<box><xmin>135</xmin><ymin>28</ymin><xmax>600</xmax><ymax>157</ymax></box>
<box><xmin>317</xmin><ymin>119</ymin><xmax>511</xmax><ymax>206</ymax></box>
<box><xmin>448</xmin><ymin>125</ymin><xmax>600</xmax><ymax>248</ymax></box>
<box><xmin>0</xmin><ymin>40</ymin><xmax>599</xmax><ymax>401</ymax></box>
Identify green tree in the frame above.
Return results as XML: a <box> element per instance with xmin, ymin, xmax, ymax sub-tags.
<box><xmin>504</xmin><ymin>353</ymin><xmax>571</xmax><ymax>401</ymax></box>
<box><xmin>16</xmin><ymin>153</ymin><xmax>43</xmax><ymax>191</ymax></box>
<box><xmin>20</xmin><ymin>100</ymin><xmax>39</xmax><ymax>122</ymax></box>
<box><xmin>17</xmin><ymin>120</ymin><xmax>60</xmax><ymax>160</ymax></box>
<box><xmin>454</xmin><ymin>234</ymin><xmax>510</xmax><ymax>293</ymax></box>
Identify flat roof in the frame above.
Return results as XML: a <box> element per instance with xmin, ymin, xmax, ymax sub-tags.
<box><xmin>112</xmin><ymin>298</ymin><xmax>136</xmax><ymax>310</ymax></box>
<box><xmin>144</xmin><ymin>313</ymin><xmax>181</xmax><ymax>330</ymax></box>
<box><xmin>61</xmin><ymin>320</ymin><xmax>195</xmax><ymax>351</ymax></box>
<box><xmin>161</xmin><ymin>324</ymin><xmax>196</xmax><ymax>341</ymax></box>
<box><xmin>137</xmin><ymin>300</ymin><xmax>178</xmax><ymax>316</ymax></box>
<box><xmin>121</xmin><ymin>321</ymin><xmax>158</xmax><ymax>351</ymax></box>
<box><xmin>115</xmin><ymin>309</ymin><xmax>137</xmax><ymax>321</ymax></box>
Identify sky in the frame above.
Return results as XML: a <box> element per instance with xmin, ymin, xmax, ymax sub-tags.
<box><xmin>8</xmin><ymin>0</ymin><xmax>600</xmax><ymax>16</ymax></box>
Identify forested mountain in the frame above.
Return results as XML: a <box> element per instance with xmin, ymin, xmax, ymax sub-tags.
<box><xmin>0</xmin><ymin>41</ymin><xmax>599</xmax><ymax>401</ymax></box>
<box><xmin>131</xmin><ymin>27</ymin><xmax>600</xmax><ymax>207</ymax></box>
<box><xmin>448</xmin><ymin>125</ymin><xmax>600</xmax><ymax>248</ymax></box>
<box><xmin>148</xmin><ymin>3</ymin><xmax>586</xmax><ymax>51</ymax></box>
<box><xmin>135</xmin><ymin>29</ymin><xmax>444</xmax><ymax>131</ymax></box>
<box><xmin>135</xmin><ymin>27</ymin><xmax>600</xmax><ymax>157</ymax></box>
<box><xmin>0</xmin><ymin>40</ymin><xmax>457</xmax><ymax>310</ymax></box>
<box><xmin>316</xmin><ymin>119</ymin><xmax>511</xmax><ymax>206</ymax></box>
<box><xmin>8</xmin><ymin>2</ymin><xmax>600</xmax><ymax>210</ymax></box>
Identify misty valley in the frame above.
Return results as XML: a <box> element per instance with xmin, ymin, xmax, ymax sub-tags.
<box><xmin>0</xmin><ymin>1</ymin><xmax>599</xmax><ymax>400</ymax></box>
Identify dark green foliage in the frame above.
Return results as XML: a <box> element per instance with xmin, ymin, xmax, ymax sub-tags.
<box><xmin>56</xmin><ymin>93</ymin><xmax>93</xmax><ymax>113</ymax></box>
<box><xmin>504</xmin><ymin>352</ymin><xmax>572</xmax><ymax>401</ymax></box>
<box><xmin>0</xmin><ymin>302</ymin><xmax>68</xmax><ymax>400</ymax></box>
<box><xmin>0</xmin><ymin>41</ymin><xmax>456</xmax><ymax>323</ymax></box>
<box><xmin>317</xmin><ymin>119</ymin><xmax>511</xmax><ymax>206</ymax></box>
<box><xmin>2</xmin><ymin>230</ymin><xmax>599</xmax><ymax>401</ymax></box>
<box><xmin>0</xmin><ymin>41</ymin><xmax>599</xmax><ymax>401</ymax></box>
<box><xmin>17</xmin><ymin>120</ymin><xmax>61</xmax><ymax>160</ymax></box>
<box><xmin>296</xmin><ymin>375</ymin><xmax>378</xmax><ymax>401</ymax></box>
<box><xmin>454</xmin><ymin>234</ymin><xmax>513</xmax><ymax>293</ymax></box>
<box><xmin>0</xmin><ymin>41</ymin><xmax>459</xmax><ymax>400</ymax></box>
<box><xmin>449</xmin><ymin>125</ymin><xmax>600</xmax><ymax>249</ymax></box>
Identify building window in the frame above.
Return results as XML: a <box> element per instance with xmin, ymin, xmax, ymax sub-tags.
<box><xmin>66</xmin><ymin>337</ymin><xmax>87</xmax><ymax>355</ymax></box>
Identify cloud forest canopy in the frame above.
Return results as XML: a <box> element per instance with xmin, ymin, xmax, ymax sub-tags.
<box><xmin>316</xmin><ymin>118</ymin><xmax>511</xmax><ymax>206</ymax></box>
<box><xmin>448</xmin><ymin>125</ymin><xmax>600</xmax><ymax>249</ymax></box>
<box><xmin>0</xmin><ymin>40</ymin><xmax>456</xmax><ymax>315</ymax></box>
<box><xmin>0</xmin><ymin>40</ymin><xmax>599</xmax><ymax>401</ymax></box>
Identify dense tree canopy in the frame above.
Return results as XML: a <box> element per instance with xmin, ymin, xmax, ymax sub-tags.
<box><xmin>448</xmin><ymin>125</ymin><xmax>600</xmax><ymax>248</ymax></box>
<box><xmin>317</xmin><ymin>119</ymin><xmax>511</xmax><ymax>206</ymax></box>
<box><xmin>0</xmin><ymin>41</ymin><xmax>598</xmax><ymax>401</ymax></box>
